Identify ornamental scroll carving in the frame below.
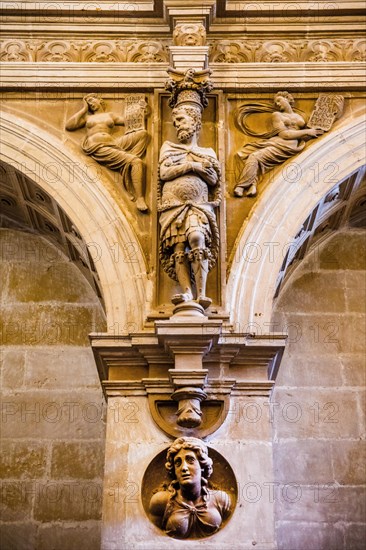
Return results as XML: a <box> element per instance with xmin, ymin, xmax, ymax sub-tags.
<box><xmin>158</xmin><ymin>68</ymin><xmax>221</xmax><ymax>311</ymax></box>
<box><xmin>2</xmin><ymin>38</ymin><xmax>365</xmax><ymax>63</ymax></box>
<box><xmin>66</xmin><ymin>94</ymin><xmax>149</xmax><ymax>211</ymax></box>
<box><xmin>147</xmin><ymin>438</ymin><xmax>233</xmax><ymax>539</ymax></box>
<box><xmin>0</xmin><ymin>39</ymin><xmax>169</xmax><ymax>63</ymax></box>
<box><xmin>208</xmin><ymin>38</ymin><xmax>366</xmax><ymax>63</ymax></box>
<box><xmin>233</xmin><ymin>92</ymin><xmax>344</xmax><ymax>198</ymax></box>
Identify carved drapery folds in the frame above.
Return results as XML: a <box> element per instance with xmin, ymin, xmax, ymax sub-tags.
<box><xmin>66</xmin><ymin>94</ymin><xmax>149</xmax><ymax>211</ymax></box>
<box><xmin>233</xmin><ymin>92</ymin><xmax>344</xmax><ymax>198</ymax></box>
<box><xmin>158</xmin><ymin>68</ymin><xmax>221</xmax><ymax>313</ymax></box>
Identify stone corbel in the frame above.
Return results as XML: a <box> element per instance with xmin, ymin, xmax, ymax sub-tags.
<box><xmin>169</xmin><ymin>369</ymin><xmax>208</xmax><ymax>427</ymax></box>
<box><xmin>142</xmin><ymin>376</ymin><xmax>234</xmax><ymax>439</ymax></box>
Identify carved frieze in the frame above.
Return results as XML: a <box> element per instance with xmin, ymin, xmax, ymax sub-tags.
<box><xmin>0</xmin><ymin>40</ymin><xmax>32</xmax><ymax>61</ymax></box>
<box><xmin>0</xmin><ymin>39</ymin><xmax>170</xmax><ymax>63</ymax></box>
<box><xmin>209</xmin><ymin>38</ymin><xmax>366</xmax><ymax>63</ymax></box>
<box><xmin>1</xmin><ymin>38</ymin><xmax>365</xmax><ymax>63</ymax></box>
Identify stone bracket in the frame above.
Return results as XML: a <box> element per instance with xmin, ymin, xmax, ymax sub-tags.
<box><xmin>169</xmin><ymin>369</ymin><xmax>208</xmax><ymax>428</ymax></box>
<box><xmin>91</xmin><ymin>326</ymin><xmax>286</xmax><ymax>436</ymax></box>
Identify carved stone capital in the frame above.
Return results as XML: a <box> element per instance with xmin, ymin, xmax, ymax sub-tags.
<box><xmin>165</xmin><ymin>65</ymin><xmax>213</xmax><ymax>108</ymax></box>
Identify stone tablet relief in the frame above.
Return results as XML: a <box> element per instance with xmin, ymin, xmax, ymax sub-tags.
<box><xmin>233</xmin><ymin>91</ymin><xmax>325</xmax><ymax>199</ymax></box>
<box><xmin>66</xmin><ymin>93</ymin><xmax>150</xmax><ymax>211</ymax></box>
<box><xmin>143</xmin><ymin>437</ymin><xmax>236</xmax><ymax>539</ymax></box>
<box><xmin>307</xmin><ymin>93</ymin><xmax>345</xmax><ymax>131</ymax></box>
<box><xmin>232</xmin><ymin>91</ymin><xmax>344</xmax><ymax>199</ymax></box>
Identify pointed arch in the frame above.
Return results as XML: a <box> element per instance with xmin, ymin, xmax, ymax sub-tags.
<box><xmin>0</xmin><ymin>110</ymin><xmax>150</xmax><ymax>331</ymax></box>
<box><xmin>227</xmin><ymin>113</ymin><xmax>366</xmax><ymax>332</ymax></box>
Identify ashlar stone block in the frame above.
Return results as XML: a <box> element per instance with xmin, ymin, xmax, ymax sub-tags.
<box><xmin>51</xmin><ymin>441</ymin><xmax>105</xmax><ymax>480</ymax></box>
<box><xmin>1</xmin><ymin>349</ymin><xmax>26</xmax><ymax>390</ymax></box>
<box><xmin>0</xmin><ymin>440</ymin><xmax>47</xmax><ymax>479</ymax></box>
<box><xmin>276</xmin><ymin>520</ymin><xmax>344</xmax><ymax>550</ymax></box>
<box><xmin>0</xmin><ymin>522</ymin><xmax>37</xmax><ymax>550</ymax></box>
<box><xmin>37</xmin><ymin>523</ymin><xmax>101</xmax><ymax>550</ymax></box>
<box><xmin>331</xmin><ymin>440</ymin><xmax>366</xmax><ymax>485</ymax></box>
<box><xmin>33</xmin><ymin>481</ymin><xmax>102</xmax><ymax>522</ymax></box>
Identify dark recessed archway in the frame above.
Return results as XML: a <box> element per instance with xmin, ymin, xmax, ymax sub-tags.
<box><xmin>274</xmin><ymin>165</ymin><xmax>366</xmax><ymax>298</ymax></box>
<box><xmin>0</xmin><ymin>159</ymin><xmax>105</xmax><ymax>309</ymax></box>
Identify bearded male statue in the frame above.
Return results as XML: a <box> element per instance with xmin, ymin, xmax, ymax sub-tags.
<box><xmin>158</xmin><ymin>69</ymin><xmax>221</xmax><ymax>311</ymax></box>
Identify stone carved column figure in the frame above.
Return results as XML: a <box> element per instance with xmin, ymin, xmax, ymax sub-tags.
<box><xmin>158</xmin><ymin>69</ymin><xmax>221</xmax><ymax>310</ymax></box>
<box><xmin>234</xmin><ymin>91</ymin><xmax>324</xmax><ymax>198</ymax></box>
<box><xmin>149</xmin><ymin>437</ymin><xmax>231</xmax><ymax>539</ymax></box>
<box><xmin>66</xmin><ymin>93</ymin><xmax>149</xmax><ymax>211</ymax></box>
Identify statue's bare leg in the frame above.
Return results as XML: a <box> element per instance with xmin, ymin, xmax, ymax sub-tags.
<box><xmin>172</xmin><ymin>243</ymin><xmax>193</xmax><ymax>304</ymax></box>
<box><xmin>130</xmin><ymin>159</ymin><xmax>148</xmax><ymax>212</ymax></box>
<box><xmin>188</xmin><ymin>231</ymin><xmax>211</xmax><ymax>309</ymax></box>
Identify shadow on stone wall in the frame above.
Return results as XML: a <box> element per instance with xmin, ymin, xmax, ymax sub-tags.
<box><xmin>271</xmin><ymin>228</ymin><xmax>366</xmax><ymax>550</ymax></box>
<box><xmin>1</xmin><ymin>228</ymin><xmax>107</xmax><ymax>550</ymax></box>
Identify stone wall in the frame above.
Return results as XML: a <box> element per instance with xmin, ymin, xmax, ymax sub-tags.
<box><xmin>0</xmin><ymin>228</ymin><xmax>106</xmax><ymax>550</ymax></box>
<box><xmin>271</xmin><ymin>228</ymin><xmax>366</xmax><ymax>549</ymax></box>
<box><xmin>102</xmin><ymin>394</ymin><xmax>276</xmax><ymax>550</ymax></box>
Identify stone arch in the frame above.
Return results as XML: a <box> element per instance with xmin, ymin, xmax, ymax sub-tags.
<box><xmin>227</xmin><ymin>113</ymin><xmax>366</xmax><ymax>332</ymax></box>
<box><xmin>0</xmin><ymin>110</ymin><xmax>150</xmax><ymax>331</ymax></box>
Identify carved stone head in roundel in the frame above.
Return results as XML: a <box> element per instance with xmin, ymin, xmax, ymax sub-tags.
<box><xmin>148</xmin><ymin>437</ymin><xmax>232</xmax><ymax>539</ymax></box>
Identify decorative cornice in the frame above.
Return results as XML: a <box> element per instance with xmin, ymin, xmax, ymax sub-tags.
<box><xmin>93</xmin><ymin>325</ymin><xmax>284</xmax><ymax>436</ymax></box>
<box><xmin>102</xmin><ymin>379</ymin><xmax>275</xmax><ymax>398</ymax></box>
<box><xmin>1</xmin><ymin>62</ymin><xmax>365</xmax><ymax>91</ymax></box>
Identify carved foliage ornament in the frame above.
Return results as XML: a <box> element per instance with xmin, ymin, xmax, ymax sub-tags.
<box><xmin>209</xmin><ymin>38</ymin><xmax>366</xmax><ymax>63</ymax></box>
<box><xmin>0</xmin><ymin>39</ymin><xmax>169</xmax><ymax>63</ymax></box>
<box><xmin>1</xmin><ymin>38</ymin><xmax>364</xmax><ymax>63</ymax></box>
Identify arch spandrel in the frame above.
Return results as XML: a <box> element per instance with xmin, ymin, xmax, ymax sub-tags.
<box><xmin>227</xmin><ymin>113</ymin><xmax>366</xmax><ymax>332</ymax></box>
<box><xmin>0</xmin><ymin>110</ymin><xmax>150</xmax><ymax>331</ymax></box>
